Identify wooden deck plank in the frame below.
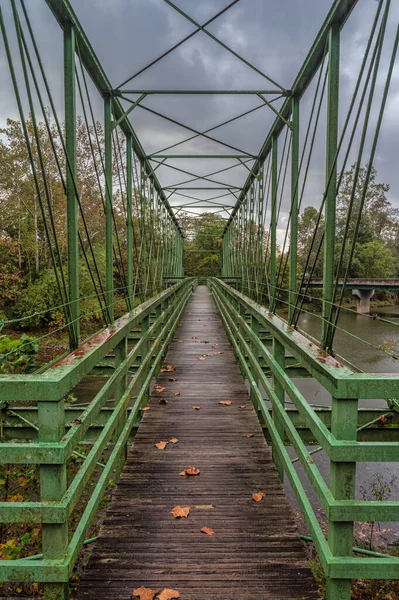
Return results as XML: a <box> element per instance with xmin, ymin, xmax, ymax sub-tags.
<box><xmin>77</xmin><ymin>286</ymin><xmax>318</xmax><ymax>600</ymax></box>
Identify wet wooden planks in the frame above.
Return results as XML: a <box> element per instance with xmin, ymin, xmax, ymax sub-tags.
<box><xmin>77</xmin><ymin>286</ymin><xmax>318</xmax><ymax>600</ymax></box>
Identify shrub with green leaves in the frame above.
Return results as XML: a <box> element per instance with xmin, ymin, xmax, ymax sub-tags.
<box><xmin>0</xmin><ymin>334</ymin><xmax>38</xmax><ymax>373</ymax></box>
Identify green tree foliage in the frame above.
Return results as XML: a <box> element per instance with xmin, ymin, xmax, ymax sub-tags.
<box><xmin>183</xmin><ymin>212</ymin><xmax>226</xmax><ymax>277</ymax></box>
<box><xmin>297</xmin><ymin>164</ymin><xmax>398</xmax><ymax>281</ymax></box>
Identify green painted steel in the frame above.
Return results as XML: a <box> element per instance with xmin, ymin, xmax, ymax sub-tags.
<box><xmin>209</xmin><ymin>278</ymin><xmax>399</xmax><ymax>591</ymax></box>
<box><xmin>2</xmin><ymin>0</ymin><xmax>398</xmax><ymax>598</ymax></box>
<box><xmin>0</xmin><ymin>279</ymin><xmax>196</xmax><ymax>589</ymax></box>
<box><xmin>64</xmin><ymin>22</ymin><xmax>79</xmax><ymax>349</ymax></box>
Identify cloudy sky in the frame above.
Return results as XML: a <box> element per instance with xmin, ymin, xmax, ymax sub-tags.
<box><xmin>1</xmin><ymin>0</ymin><xmax>398</xmax><ymax>241</ymax></box>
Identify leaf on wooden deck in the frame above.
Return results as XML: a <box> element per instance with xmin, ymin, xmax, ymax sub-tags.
<box><xmin>239</xmin><ymin>405</ymin><xmax>246</xmax><ymax>409</ymax></box>
<box><xmin>200</xmin><ymin>526</ymin><xmax>214</xmax><ymax>536</ymax></box>
<box><xmin>211</xmin><ymin>344</ymin><xmax>218</xmax><ymax>348</ymax></box>
<box><xmin>246</xmin><ymin>433</ymin><xmax>254</xmax><ymax>438</ymax></box>
<box><xmin>159</xmin><ymin>399</ymin><xmax>169</xmax><ymax>405</ymax></box>
<box><xmin>192</xmin><ymin>405</ymin><xmax>201</xmax><ymax>410</ymax></box>
<box><xmin>177</xmin><ymin>340</ymin><xmax>183</xmax><ymax>343</ymax></box>
<box><xmin>155</xmin><ymin>441</ymin><xmax>169</xmax><ymax>450</ymax></box>
<box><xmin>168</xmin><ymin>377</ymin><xmax>176</xmax><ymax>382</ymax></box>
<box><xmin>198</xmin><ymin>357</ymin><xmax>206</xmax><ymax>361</ymax></box>
<box><xmin>155</xmin><ymin>385</ymin><xmax>166</xmax><ymax>393</ymax></box>
<box><xmin>205</xmin><ymin>353</ymin><xmax>213</xmax><ymax>356</ymax></box>
<box><xmin>252</xmin><ymin>491</ymin><xmax>266</xmax><ymax>502</ymax></box>
<box><xmin>133</xmin><ymin>586</ymin><xmax>158</xmax><ymax>600</ymax></box>
<box><xmin>219</xmin><ymin>400</ymin><xmax>232</xmax><ymax>406</ymax></box>
<box><xmin>170</xmin><ymin>436</ymin><xmax>179</xmax><ymax>444</ymax></box>
<box><xmin>160</xmin><ymin>365</ymin><xmax>176</xmax><ymax>373</ymax></box>
<box><xmin>180</xmin><ymin>466</ymin><xmax>200</xmax><ymax>476</ymax></box>
<box><xmin>191</xmin><ymin>336</ymin><xmax>197</xmax><ymax>339</ymax></box>
<box><xmin>157</xmin><ymin>590</ymin><xmax>180</xmax><ymax>600</ymax></box>
<box><xmin>174</xmin><ymin>391</ymin><xmax>181</xmax><ymax>396</ymax></box>
<box><xmin>171</xmin><ymin>505</ymin><xmax>190</xmax><ymax>518</ymax></box>
<box><xmin>142</xmin><ymin>407</ymin><xmax>150</xmax><ymax>412</ymax></box>
<box><xmin>217</xmin><ymin>351</ymin><xmax>224</xmax><ymax>355</ymax></box>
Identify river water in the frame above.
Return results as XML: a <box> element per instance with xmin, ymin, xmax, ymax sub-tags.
<box><xmin>281</xmin><ymin>306</ymin><xmax>399</xmax><ymax>547</ymax></box>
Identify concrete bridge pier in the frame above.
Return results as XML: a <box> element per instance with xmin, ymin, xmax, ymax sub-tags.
<box><xmin>352</xmin><ymin>288</ymin><xmax>375</xmax><ymax>314</ymax></box>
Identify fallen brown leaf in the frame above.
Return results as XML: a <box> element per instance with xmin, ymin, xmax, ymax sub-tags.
<box><xmin>246</xmin><ymin>433</ymin><xmax>254</xmax><ymax>438</ymax></box>
<box><xmin>170</xmin><ymin>436</ymin><xmax>179</xmax><ymax>444</ymax></box>
<box><xmin>198</xmin><ymin>357</ymin><xmax>206</xmax><ymax>361</ymax></box>
<box><xmin>191</xmin><ymin>336</ymin><xmax>197</xmax><ymax>339</ymax></box>
<box><xmin>174</xmin><ymin>392</ymin><xmax>181</xmax><ymax>396</ymax></box>
<box><xmin>171</xmin><ymin>505</ymin><xmax>190</xmax><ymax>518</ymax></box>
<box><xmin>159</xmin><ymin>398</ymin><xmax>169</xmax><ymax>405</ymax></box>
<box><xmin>217</xmin><ymin>351</ymin><xmax>224</xmax><ymax>355</ymax></box>
<box><xmin>211</xmin><ymin>344</ymin><xmax>218</xmax><ymax>349</ymax></box>
<box><xmin>252</xmin><ymin>491</ymin><xmax>266</xmax><ymax>502</ymax></box>
<box><xmin>177</xmin><ymin>340</ymin><xmax>183</xmax><ymax>343</ymax></box>
<box><xmin>155</xmin><ymin>441</ymin><xmax>168</xmax><ymax>450</ymax></box>
<box><xmin>239</xmin><ymin>405</ymin><xmax>246</xmax><ymax>409</ymax></box>
<box><xmin>160</xmin><ymin>365</ymin><xmax>176</xmax><ymax>373</ymax></box>
<box><xmin>180</xmin><ymin>466</ymin><xmax>200</xmax><ymax>476</ymax></box>
<box><xmin>192</xmin><ymin>405</ymin><xmax>201</xmax><ymax>410</ymax></box>
<box><xmin>157</xmin><ymin>590</ymin><xmax>180</xmax><ymax>600</ymax></box>
<box><xmin>200</xmin><ymin>526</ymin><xmax>214</xmax><ymax>536</ymax></box>
<box><xmin>168</xmin><ymin>377</ymin><xmax>176</xmax><ymax>382</ymax></box>
<box><xmin>133</xmin><ymin>586</ymin><xmax>158</xmax><ymax>600</ymax></box>
<box><xmin>206</xmin><ymin>353</ymin><xmax>213</xmax><ymax>356</ymax></box>
<box><xmin>155</xmin><ymin>385</ymin><xmax>166</xmax><ymax>393</ymax></box>
<box><xmin>142</xmin><ymin>407</ymin><xmax>150</xmax><ymax>412</ymax></box>
<box><xmin>219</xmin><ymin>400</ymin><xmax>232</xmax><ymax>406</ymax></box>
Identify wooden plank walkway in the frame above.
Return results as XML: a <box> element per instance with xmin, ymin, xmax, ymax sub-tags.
<box><xmin>77</xmin><ymin>286</ymin><xmax>318</xmax><ymax>600</ymax></box>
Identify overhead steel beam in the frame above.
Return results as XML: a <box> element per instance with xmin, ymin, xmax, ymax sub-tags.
<box><xmin>223</xmin><ymin>0</ymin><xmax>360</xmax><ymax>234</ymax></box>
<box><xmin>44</xmin><ymin>0</ymin><xmax>183</xmax><ymax>236</ymax></box>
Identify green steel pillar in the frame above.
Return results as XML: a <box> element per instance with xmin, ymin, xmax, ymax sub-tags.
<box><xmin>289</xmin><ymin>96</ymin><xmax>299</xmax><ymax>324</ymax></box>
<box><xmin>270</xmin><ymin>136</ymin><xmax>278</xmax><ymax>311</ymax></box>
<box><xmin>322</xmin><ymin>24</ymin><xmax>340</xmax><ymax>347</ymax></box>
<box><xmin>272</xmin><ymin>337</ymin><xmax>285</xmax><ymax>481</ymax></box>
<box><xmin>126</xmin><ymin>134</ymin><xmax>133</xmax><ymax>311</ymax></box>
<box><xmin>39</xmin><ymin>400</ymin><xmax>68</xmax><ymax>600</ymax></box>
<box><xmin>104</xmin><ymin>93</ymin><xmax>114</xmax><ymax>322</ymax></box>
<box><xmin>64</xmin><ymin>22</ymin><xmax>79</xmax><ymax>349</ymax></box>
<box><xmin>257</xmin><ymin>166</ymin><xmax>264</xmax><ymax>303</ymax></box>
<box><xmin>114</xmin><ymin>335</ymin><xmax>128</xmax><ymax>477</ymax></box>
<box><xmin>326</xmin><ymin>397</ymin><xmax>357</xmax><ymax>600</ymax></box>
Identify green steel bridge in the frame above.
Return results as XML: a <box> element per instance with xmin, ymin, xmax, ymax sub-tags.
<box><xmin>0</xmin><ymin>0</ymin><xmax>399</xmax><ymax>599</ymax></box>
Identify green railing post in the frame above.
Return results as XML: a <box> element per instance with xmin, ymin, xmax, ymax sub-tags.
<box><xmin>326</xmin><ymin>396</ymin><xmax>357</xmax><ymax>599</ymax></box>
<box><xmin>139</xmin><ymin>314</ymin><xmax>150</xmax><ymax>407</ymax></box>
<box><xmin>126</xmin><ymin>133</ymin><xmax>134</xmax><ymax>311</ymax></box>
<box><xmin>272</xmin><ymin>336</ymin><xmax>285</xmax><ymax>481</ymax></box>
<box><xmin>104</xmin><ymin>92</ymin><xmax>114</xmax><ymax>323</ymax></box>
<box><xmin>270</xmin><ymin>135</ymin><xmax>278</xmax><ymax>311</ymax></box>
<box><xmin>39</xmin><ymin>399</ymin><xmax>68</xmax><ymax>600</ymax></box>
<box><xmin>114</xmin><ymin>335</ymin><xmax>128</xmax><ymax>477</ymax></box>
<box><xmin>322</xmin><ymin>23</ymin><xmax>340</xmax><ymax>347</ymax></box>
<box><xmin>289</xmin><ymin>95</ymin><xmax>299</xmax><ymax>324</ymax></box>
<box><xmin>64</xmin><ymin>21</ymin><xmax>79</xmax><ymax>349</ymax></box>
<box><xmin>250</xmin><ymin>315</ymin><xmax>261</xmax><ymax>413</ymax></box>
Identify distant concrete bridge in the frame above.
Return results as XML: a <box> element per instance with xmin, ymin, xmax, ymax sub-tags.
<box><xmin>302</xmin><ymin>279</ymin><xmax>399</xmax><ymax>313</ymax></box>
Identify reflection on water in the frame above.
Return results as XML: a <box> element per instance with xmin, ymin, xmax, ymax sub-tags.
<box><xmin>280</xmin><ymin>305</ymin><xmax>399</xmax><ymax>546</ymax></box>
<box><xmin>297</xmin><ymin>305</ymin><xmax>399</xmax><ymax>373</ymax></box>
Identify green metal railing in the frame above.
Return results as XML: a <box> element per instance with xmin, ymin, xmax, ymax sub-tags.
<box><xmin>209</xmin><ymin>278</ymin><xmax>399</xmax><ymax>599</ymax></box>
<box><xmin>0</xmin><ymin>279</ymin><xmax>195</xmax><ymax>598</ymax></box>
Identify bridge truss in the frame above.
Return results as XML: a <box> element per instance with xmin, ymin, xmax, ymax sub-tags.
<box><xmin>0</xmin><ymin>0</ymin><xmax>398</xmax><ymax>599</ymax></box>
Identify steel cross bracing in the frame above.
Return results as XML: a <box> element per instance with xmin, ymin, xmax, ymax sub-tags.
<box><xmin>1</xmin><ymin>1</ymin><xmax>399</xmax><ymax>599</ymax></box>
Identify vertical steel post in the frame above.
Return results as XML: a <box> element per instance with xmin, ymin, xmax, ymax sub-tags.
<box><xmin>322</xmin><ymin>24</ymin><xmax>340</xmax><ymax>347</ymax></box>
<box><xmin>64</xmin><ymin>22</ymin><xmax>79</xmax><ymax>349</ymax></box>
<box><xmin>114</xmin><ymin>336</ymin><xmax>128</xmax><ymax>477</ymax></box>
<box><xmin>270</xmin><ymin>136</ymin><xmax>278</xmax><ymax>311</ymax></box>
<box><xmin>126</xmin><ymin>134</ymin><xmax>133</xmax><ymax>311</ymax></box>
<box><xmin>326</xmin><ymin>397</ymin><xmax>357</xmax><ymax>600</ymax></box>
<box><xmin>104</xmin><ymin>93</ymin><xmax>114</xmax><ymax>322</ymax></box>
<box><xmin>39</xmin><ymin>400</ymin><xmax>68</xmax><ymax>600</ymax></box>
<box><xmin>272</xmin><ymin>337</ymin><xmax>285</xmax><ymax>481</ymax></box>
<box><xmin>289</xmin><ymin>96</ymin><xmax>299</xmax><ymax>324</ymax></box>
